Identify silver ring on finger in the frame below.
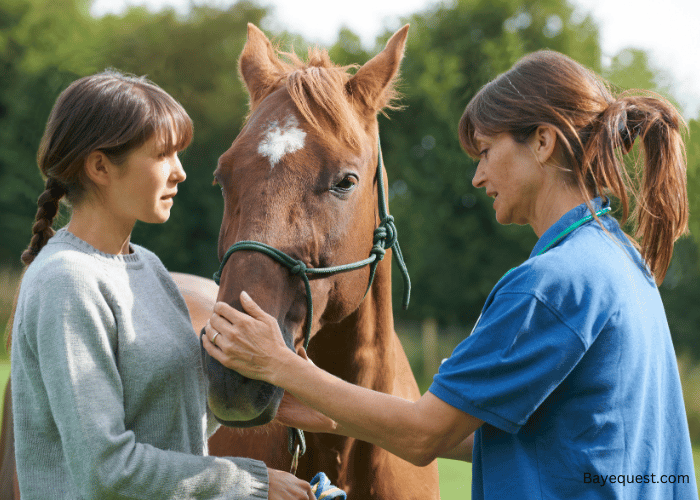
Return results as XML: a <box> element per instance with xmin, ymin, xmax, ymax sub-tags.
<box><xmin>211</xmin><ymin>331</ymin><xmax>220</xmax><ymax>346</ymax></box>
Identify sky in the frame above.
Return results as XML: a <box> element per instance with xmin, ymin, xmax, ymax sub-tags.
<box><xmin>90</xmin><ymin>0</ymin><xmax>700</xmax><ymax>118</ymax></box>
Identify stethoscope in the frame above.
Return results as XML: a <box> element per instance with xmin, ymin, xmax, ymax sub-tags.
<box><xmin>465</xmin><ymin>206</ymin><xmax>612</xmax><ymax>337</ymax></box>
<box><xmin>499</xmin><ymin>206</ymin><xmax>612</xmax><ymax>282</ymax></box>
<box><xmin>534</xmin><ymin>206</ymin><xmax>612</xmax><ymax>257</ymax></box>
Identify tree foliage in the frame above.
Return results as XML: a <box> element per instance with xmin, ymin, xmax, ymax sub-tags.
<box><xmin>1</xmin><ymin>0</ymin><xmax>699</xmax><ymax>356</ymax></box>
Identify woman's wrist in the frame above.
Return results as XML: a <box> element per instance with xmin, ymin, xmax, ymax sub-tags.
<box><xmin>267</xmin><ymin>345</ymin><xmax>304</xmax><ymax>388</ymax></box>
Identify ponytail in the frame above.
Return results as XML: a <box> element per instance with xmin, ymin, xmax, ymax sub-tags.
<box><xmin>21</xmin><ymin>177</ymin><xmax>66</xmax><ymax>265</ymax></box>
<box><xmin>583</xmin><ymin>93</ymin><xmax>688</xmax><ymax>283</ymax></box>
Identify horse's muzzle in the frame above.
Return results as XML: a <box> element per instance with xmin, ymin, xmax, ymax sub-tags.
<box><xmin>200</xmin><ymin>326</ymin><xmax>292</xmax><ymax>427</ymax></box>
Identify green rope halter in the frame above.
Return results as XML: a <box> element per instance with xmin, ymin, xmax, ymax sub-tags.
<box><xmin>213</xmin><ymin>139</ymin><xmax>411</xmax><ymax>350</ymax></box>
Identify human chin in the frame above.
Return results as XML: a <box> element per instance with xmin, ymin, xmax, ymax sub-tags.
<box><xmin>156</xmin><ymin>207</ymin><xmax>173</xmax><ymax>223</ymax></box>
<box><xmin>494</xmin><ymin>211</ymin><xmax>510</xmax><ymax>225</ymax></box>
<box><xmin>493</xmin><ymin>198</ymin><xmax>511</xmax><ymax>225</ymax></box>
<box><xmin>156</xmin><ymin>198</ymin><xmax>175</xmax><ymax>222</ymax></box>
<box><xmin>143</xmin><ymin>205</ymin><xmax>172</xmax><ymax>224</ymax></box>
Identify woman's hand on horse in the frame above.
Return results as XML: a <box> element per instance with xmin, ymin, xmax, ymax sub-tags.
<box><xmin>267</xmin><ymin>468</ymin><xmax>315</xmax><ymax>500</ymax></box>
<box><xmin>276</xmin><ymin>390</ymin><xmax>338</xmax><ymax>434</ymax></box>
<box><xmin>203</xmin><ymin>291</ymin><xmax>293</xmax><ymax>384</ymax></box>
<box><xmin>273</xmin><ymin>348</ymin><xmax>339</xmax><ymax>434</ymax></box>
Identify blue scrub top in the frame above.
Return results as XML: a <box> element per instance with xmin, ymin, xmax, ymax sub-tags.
<box><xmin>429</xmin><ymin>199</ymin><xmax>697</xmax><ymax>499</ymax></box>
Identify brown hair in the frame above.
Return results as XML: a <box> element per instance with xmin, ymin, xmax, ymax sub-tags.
<box><xmin>459</xmin><ymin>50</ymin><xmax>688</xmax><ymax>284</ymax></box>
<box><xmin>21</xmin><ymin>69</ymin><xmax>193</xmax><ymax>265</ymax></box>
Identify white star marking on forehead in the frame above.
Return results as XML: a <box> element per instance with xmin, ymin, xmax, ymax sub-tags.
<box><xmin>257</xmin><ymin>115</ymin><xmax>306</xmax><ymax>169</ymax></box>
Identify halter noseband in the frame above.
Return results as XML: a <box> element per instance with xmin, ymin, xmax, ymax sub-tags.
<box><xmin>212</xmin><ymin>139</ymin><xmax>411</xmax><ymax>350</ymax></box>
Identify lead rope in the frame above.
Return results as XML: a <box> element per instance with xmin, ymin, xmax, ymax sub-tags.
<box><xmin>288</xmin><ymin>427</ymin><xmax>306</xmax><ymax>475</ymax></box>
<box><xmin>212</xmin><ymin>138</ymin><xmax>410</xmax><ymax>474</ymax></box>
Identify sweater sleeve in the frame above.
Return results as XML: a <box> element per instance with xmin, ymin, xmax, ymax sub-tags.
<box><xmin>24</xmin><ymin>265</ymin><xmax>268</xmax><ymax>499</ymax></box>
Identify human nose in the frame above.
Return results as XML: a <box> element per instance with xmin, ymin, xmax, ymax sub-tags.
<box><xmin>472</xmin><ymin>162</ymin><xmax>485</xmax><ymax>189</ymax></box>
<box><xmin>170</xmin><ymin>154</ymin><xmax>186</xmax><ymax>183</ymax></box>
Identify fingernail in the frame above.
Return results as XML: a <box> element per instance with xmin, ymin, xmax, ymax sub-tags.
<box><xmin>241</xmin><ymin>291</ymin><xmax>251</xmax><ymax>301</ymax></box>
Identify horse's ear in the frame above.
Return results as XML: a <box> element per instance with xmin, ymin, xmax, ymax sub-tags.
<box><xmin>347</xmin><ymin>24</ymin><xmax>409</xmax><ymax>115</ymax></box>
<box><xmin>239</xmin><ymin>23</ymin><xmax>285</xmax><ymax>110</ymax></box>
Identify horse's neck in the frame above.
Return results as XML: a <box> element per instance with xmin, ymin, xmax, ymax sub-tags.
<box><xmin>305</xmin><ymin>258</ymin><xmax>422</xmax><ymax>485</ymax></box>
<box><xmin>310</xmin><ymin>258</ymin><xmax>397</xmax><ymax>393</ymax></box>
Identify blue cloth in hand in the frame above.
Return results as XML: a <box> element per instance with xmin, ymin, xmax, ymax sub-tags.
<box><xmin>310</xmin><ymin>472</ymin><xmax>347</xmax><ymax>499</ymax></box>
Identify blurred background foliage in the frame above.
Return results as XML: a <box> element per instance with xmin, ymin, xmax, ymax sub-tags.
<box><xmin>1</xmin><ymin>0</ymin><xmax>699</xmax><ymax>365</ymax></box>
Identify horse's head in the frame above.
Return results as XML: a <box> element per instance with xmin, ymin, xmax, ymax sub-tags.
<box><xmin>205</xmin><ymin>23</ymin><xmax>408</xmax><ymax>426</ymax></box>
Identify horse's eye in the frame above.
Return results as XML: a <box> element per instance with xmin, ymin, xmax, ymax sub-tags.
<box><xmin>333</xmin><ymin>175</ymin><xmax>358</xmax><ymax>193</ymax></box>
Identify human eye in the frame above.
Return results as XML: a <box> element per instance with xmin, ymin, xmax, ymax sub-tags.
<box><xmin>478</xmin><ymin>148</ymin><xmax>489</xmax><ymax>159</ymax></box>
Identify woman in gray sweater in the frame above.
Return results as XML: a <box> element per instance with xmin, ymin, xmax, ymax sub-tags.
<box><xmin>11</xmin><ymin>70</ymin><xmax>314</xmax><ymax>500</ymax></box>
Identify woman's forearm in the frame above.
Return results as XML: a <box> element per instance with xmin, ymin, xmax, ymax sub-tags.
<box><xmin>270</xmin><ymin>350</ymin><xmax>481</xmax><ymax>466</ymax></box>
<box><xmin>438</xmin><ymin>433</ymin><xmax>474</xmax><ymax>463</ymax></box>
<box><xmin>272</xmin><ymin>350</ymin><xmax>438</xmax><ymax>466</ymax></box>
<box><xmin>203</xmin><ymin>295</ymin><xmax>482</xmax><ymax>466</ymax></box>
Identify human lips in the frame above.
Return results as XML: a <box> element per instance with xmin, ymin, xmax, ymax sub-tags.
<box><xmin>486</xmin><ymin>191</ymin><xmax>500</xmax><ymax>210</ymax></box>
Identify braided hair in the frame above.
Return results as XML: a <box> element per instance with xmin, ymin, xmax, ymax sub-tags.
<box><xmin>21</xmin><ymin>178</ymin><xmax>67</xmax><ymax>265</ymax></box>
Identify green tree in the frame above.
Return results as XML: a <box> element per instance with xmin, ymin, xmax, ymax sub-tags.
<box><xmin>665</xmin><ymin>117</ymin><xmax>700</xmax><ymax>358</ymax></box>
<box><xmin>687</xmin><ymin>118</ymin><xmax>700</xmax><ymax>242</ymax></box>
<box><xmin>604</xmin><ymin>48</ymin><xmax>671</xmax><ymax>96</ymax></box>
<box><xmin>0</xmin><ymin>0</ymin><xmax>97</xmax><ymax>266</ymax></box>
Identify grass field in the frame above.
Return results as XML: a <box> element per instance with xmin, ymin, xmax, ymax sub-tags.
<box><xmin>0</xmin><ymin>361</ymin><xmax>8</xmax><ymax>406</ymax></box>
<box><xmin>438</xmin><ymin>458</ymin><xmax>472</xmax><ymax>499</ymax></box>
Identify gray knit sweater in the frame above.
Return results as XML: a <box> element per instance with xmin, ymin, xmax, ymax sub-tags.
<box><xmin>11</xmin><ymin>229</ymin><xmax>268</xmax><ymax>499</ymax></box>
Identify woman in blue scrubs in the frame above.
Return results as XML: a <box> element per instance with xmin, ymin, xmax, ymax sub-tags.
<box><xmin>203</xmin><ymin>50</ymin><xmax>697</xmax><ymax>499</ymax></box>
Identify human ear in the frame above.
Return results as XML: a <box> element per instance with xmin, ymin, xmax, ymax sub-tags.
<box><xmin>531</xmin><ymin>125</ymin><xmax>558</xmax><ymax>164</ymax></box>
<box><xmin>84</xmin><ymin>150</ymin><xmax>112</xmax><ymax>187</ymax></box>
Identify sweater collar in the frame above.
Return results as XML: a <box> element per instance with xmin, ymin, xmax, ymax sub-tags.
<box><xmin>50</xmin><ymin>228</ymin><xmax>143</xmax><ymax>266</ymax></box>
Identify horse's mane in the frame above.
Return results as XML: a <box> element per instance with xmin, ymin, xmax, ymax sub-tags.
<box><xmin>249</xmin><ymin>46</ymin><xmax>400</xmax><ymax>151</ymax></box>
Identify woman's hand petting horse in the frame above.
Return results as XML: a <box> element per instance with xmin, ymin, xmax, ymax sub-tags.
<box><xmin>203</xmin><ymin>291</ymin><xmax>293</xmax><ymax>386</ymax></box>
<box><xmin>203</xmin><ymin>298</ymin><xmax>339</xmax><ymax>437</ymax></box>
<box><xmin>276</xmin><ymin>373</ymin><xmax>339</xmax><ymax>434</ymax></box>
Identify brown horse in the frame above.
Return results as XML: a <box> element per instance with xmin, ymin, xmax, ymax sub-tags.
<box><xmin>0</xmin><ymin>24</ymin><xmax>440</xmax><ymax>500</ymax></box>
<box><xmin>200</xmin><ymin>23</ymin><xmax>439</xmax><ymax>499</ymax></box>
